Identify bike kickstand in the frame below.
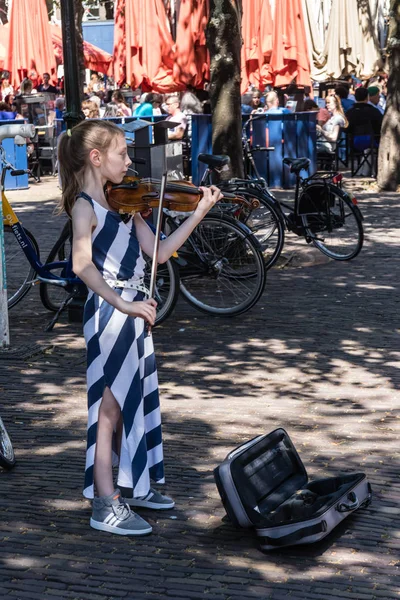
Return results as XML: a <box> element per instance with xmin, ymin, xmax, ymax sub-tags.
<box><xmin>45</xmin><ymin>295</ymin><xmax>75</xmax><ymax>332</ymax></box>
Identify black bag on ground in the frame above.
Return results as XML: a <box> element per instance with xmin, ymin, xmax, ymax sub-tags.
<box><xmin>214</xmin><ymin>428</ymin><xmax>372</xmax><ymax>551</ymax></box>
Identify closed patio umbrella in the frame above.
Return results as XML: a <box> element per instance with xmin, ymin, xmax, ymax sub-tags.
<box><xmin>269</xmin><ymin>0</ymin><xmax>312</xmax><ymax>88</ymax></box>
<box><xmin>301</xmin><ymin>0</ymin><xmax>327</xmax><ymax>81</ymax></box>
<box><xmin>173</xmin><ymin>0</ymin><xmax>209</xmax><ymax>89</ymax></box>
<box><xmin>113</xmin><ymin>0</ymin><xmax>126</xmax><ymax>86</ymax></box>
<box><xmin>114</xmin><ymin>0</ymin><xmax>182</xmax><ymax>92</ymax></box>
<box><xmin>241</xmin><ymin>0</ymin><xmax>273</xmax><ymax>93</ymax></box>
<box><xmin>5</xmin><ymin>0</ymin><xmax>57</xmax><ymax>89</ymax></box>
<box><xmin>50</xmin><ymin>24</ymin><xmax>113</xmax><ymax>76</ymax></box>
<box><xmin>322</xmin><ymin>0</ymin><xmax>382</xmax><ymax>79</ymax></box>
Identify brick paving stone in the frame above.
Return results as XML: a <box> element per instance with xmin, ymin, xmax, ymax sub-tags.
<box><xmin>0</xmin><ymin>176</ymin><xmax>399</xmax><ymax>600</ymax></box>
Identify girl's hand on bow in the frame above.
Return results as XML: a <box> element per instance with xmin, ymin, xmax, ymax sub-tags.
<box><xmin>119</xmin><ymin>298</ymin><xmax>157</xmax><ymax>325</ymax></box>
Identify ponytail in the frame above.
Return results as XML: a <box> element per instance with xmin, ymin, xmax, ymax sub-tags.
<box><xmin>57</xmin><ymin>119</ymin><xmax>125</xmax><ymax>217</ymax></box>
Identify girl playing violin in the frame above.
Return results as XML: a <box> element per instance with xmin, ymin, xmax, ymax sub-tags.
<box><xmin>58</xmin><ymin>119</ymin><xmax>222</xmax><ymax>535</ymax></box>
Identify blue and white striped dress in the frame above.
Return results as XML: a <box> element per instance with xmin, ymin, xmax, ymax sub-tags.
<box><xmin>80</xmin><ymin>192</ymin><xmax>165</xmax><ymax>499</ymax></box>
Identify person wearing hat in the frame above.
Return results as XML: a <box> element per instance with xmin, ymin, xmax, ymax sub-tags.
<box><xmin>368</xmin><ymin>85</ymin><xmax>385</xmax><ymax>115</ymax></box>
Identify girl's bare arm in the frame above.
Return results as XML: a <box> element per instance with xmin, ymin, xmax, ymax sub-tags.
<box><xmin>71</xmin><ymin>200</ymin><xmax>157</xmax><ymax>323</ymax></box>
<box><xmin>134</xmin><ymin>186</ymin><xmax>222</xmax><ymax>263</ymax></box>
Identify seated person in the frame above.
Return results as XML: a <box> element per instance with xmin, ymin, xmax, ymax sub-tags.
<box><xmin>37</xmin><ymin>73</ymin><xmax>58</xmax><ymax>95</ymax></box>
<box><xmin>0</xmin><ymin>100</ymin><xmax>16</xmax><ymax>120</ymax></box>
<box><xmin>303</xmin><ymin>99</ymin><xmax>331</xmax><ymax>127</ymax></box>
<box><xmin>368</xmin><ymin>85</ymin><xmax>385</xmax><ymax>115</ymax></box>
<box><xmin>335</xmin><ymin>85</ymin><xmax>355</xmax><ymax>112</ymax></box>
<box><xmin>316</xmin><ymin>94</ymin><xmax>347</xmax><ymax>154</ymax></box>
<box><xmin>241</xmin><ymin>92</ymin><xmax>253</xmax><ymax>114</ymax></box>
<box><xmin>133</xmin><ymin>93</ymin><xmax>153</xmax><ymax>117</ymax></box>
<box><xmin>111</xmin><ymin>90</ymin><xmax>132</xmax><ymax>116</ymax></box>
<box><xmin>265</xmin><ymin>91</ymin><xmax>291</xmax><ymax>114</ymax></box>
<box><xmin>165</xmin><ymin>95</ymin><xmax>187</xmax><ymax>141</ymax></box>
<box><xmin>345</xmin><ymin>87</ymin><xmax>383</xmax><ymax>151</ymax></box>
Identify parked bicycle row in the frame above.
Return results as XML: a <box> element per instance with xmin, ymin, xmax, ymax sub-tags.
<box><xmin>2</xmin><ymin>121</ymin><xmax>364</xmax><ymax>332</ymax></box>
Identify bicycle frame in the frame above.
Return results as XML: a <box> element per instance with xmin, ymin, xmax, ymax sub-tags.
<box><xmin>1</xmin><ymin>148</ymin><xmax>78</xmax><ymax>286</ymax></box>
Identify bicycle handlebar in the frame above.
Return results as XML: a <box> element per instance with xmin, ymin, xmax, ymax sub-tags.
<box><xmin>0</xmin><ymin>124</ymin><xmax>35</xmax><ymax>144</ymax></box>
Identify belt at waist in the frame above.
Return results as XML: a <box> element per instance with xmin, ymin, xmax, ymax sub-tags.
<box><xmin>104</xmin><ymin>277</ymin><xmax>149</xmax><ymax>296</ymax></box>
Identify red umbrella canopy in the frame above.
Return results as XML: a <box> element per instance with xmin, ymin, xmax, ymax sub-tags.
<box><xmin>173</xmin><ymin>0</ymin><xmax>210</xmax><ymax>89</ymax></box>
<box><xmin>113</xmin><ymin>0</ymin><xmax>126</xmax><ymax>86</ymax></box>
<box><xmin>5</xmin><ymin>0</ymin><xmax>57</xmax><ymax>89</ymax></box>
<box><xmin>115</xmin><ymin>0</ymin><xmax>183</xmax><ymax>92</ymax></box>
<box><xmin>50</xmin><ymin>24</ymin><xmax>113</xmax><ymax>76</ymax></box>
<box><xmin>269</xmin><ymin>0</ymin><xmax>312</xmax><ymax>88</ymax></box>
<box><xmin>241</xmin><ymin>0</ymin><xmax>273</xmax><ymax>93</ymax></box>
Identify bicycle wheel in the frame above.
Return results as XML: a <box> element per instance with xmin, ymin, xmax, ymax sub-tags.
<box><xmin>4</xmin><ymin>225</ymin><xmax>38</xmax><ymax>309</ymax></box>
<box><xmin>177</xmin><ymin>214</ymin><xmax>266</xmax><ymax>316</ymax></box>
<box><xmin>234</xmin><ymin>189</ymin><xmax>285</xmax><ymax>270</ymax></box>
<box><xmin>143</xmin><ymin>255</ymin><xmax>180</xmax><ymax>326</ymax></box>
<box><xmin>40</xmin><ymin>221</ymin><xmax>74</xmax><ymax>312</ymax></box>
<box><xmin>0</xmin><ymin>416</ymin><xmax>16</xmax><ymax>470</ymax></box>
<box><xmin>300</xmin><ymin>184</ymin><xmax>364</xmax><ymax>260</ymax></box>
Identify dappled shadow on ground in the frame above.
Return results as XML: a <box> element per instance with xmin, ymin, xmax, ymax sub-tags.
<box><xmin>0</xmin><ymin>185</ymin><xmax>399</xmax><ymax>598</ymax></box>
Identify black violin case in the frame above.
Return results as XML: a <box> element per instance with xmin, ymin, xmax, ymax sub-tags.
<box><xmin>214</xmin><ymin>428</ymin><xmax>372</xmax><ymax>551</ymax></box>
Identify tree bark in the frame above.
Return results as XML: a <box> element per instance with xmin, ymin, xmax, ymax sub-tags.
<box><xmin>377</xmin><ymin>0</ymin><xmax>400</xmax><ymax>190</ymax></box>
<box><xmin>206</xmin><ymin>0</ymin><xmax>244</xmax><ymax>179</ymax></box>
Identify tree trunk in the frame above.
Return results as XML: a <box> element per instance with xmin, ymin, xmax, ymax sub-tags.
<box><xmin>206</xmin><ymin>0</ymin><xmax>244</xmax><ymax>179</ymax></box>
<box><xmin>377</xmin><ymin>0</ymin><xmax>400</xmax><ymax>191</ymax></box>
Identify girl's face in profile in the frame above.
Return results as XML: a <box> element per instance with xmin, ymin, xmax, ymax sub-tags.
<box><xmin>100</xmin><ymin>134</ymin><xmax>132</xmax><ymax>185</ymax></box>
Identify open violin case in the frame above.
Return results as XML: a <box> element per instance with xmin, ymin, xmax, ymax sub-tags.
<box><xmin>214</xmin><ymin>428</ymin><xmax>372</xmax><ymax>551</ymax></box>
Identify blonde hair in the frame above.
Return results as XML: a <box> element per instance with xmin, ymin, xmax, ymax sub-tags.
<box><xmin>327</xmin><ymin>94</ymin><xmax>348</xmax><ymax>128</ymax></box>
<box><xmin>57</xmin><ymin>119</ymin><xmax>125</xmax><ymax>217</ymax></box>
<box><xmin>82</xmin><ymin>100</ymin><xmax>100</xmax><ymax>119</ymax></box>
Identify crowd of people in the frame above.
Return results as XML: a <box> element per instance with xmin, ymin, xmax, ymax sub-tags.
<box><xmin>0</xmin><ymin>68</ymin><xmax>388</xmax><ymax>179</ymax></box>
<box><xmin>240</xmin><ymin>76</ymin><xmax>386</xmax><ymax>170</ymax></box>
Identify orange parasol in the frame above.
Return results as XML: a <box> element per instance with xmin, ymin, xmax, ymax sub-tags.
<box><xmin>241</xmin><ymin>0</ymin><xmax>273</xmax><ymax>93</ymax></box>
<box><xmin>113</xmin><ymin>0</ymin><xmax>126</xmax><ymax>86</ymax></box>
<box><xmin>173</xmin><ymin>0</ymin><xmax>210</xmax><ymax>89</ymax></box>
<box><xmin>269</xmin><ymin>0</ymin><xmax>312</xmax><ymax>88</ymax></box>
<box><xmin>114</xmin><ymin>0</ymin><xmax>182</xmax><ymax>92</ymax></box>
<box><xmin>50</xmin><ymin>24</ymin><xmax>113</xmax><ymax>76</ymax></box>
<box><xmin>5</xmin><ymin>0</ymin><xmax>57</xmax><ymax>89</ymax></box>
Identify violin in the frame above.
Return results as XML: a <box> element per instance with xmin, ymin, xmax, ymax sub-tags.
<box><xmin>105</xmin><ymin>176</ymin><xmax>259</xmax><ymax>215</ymax></box>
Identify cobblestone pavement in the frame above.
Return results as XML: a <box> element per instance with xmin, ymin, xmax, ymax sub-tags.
<box><xmin>0</xmin><ymin>176</ymin><xmax>399</xmax><ymax>600</ymax></box>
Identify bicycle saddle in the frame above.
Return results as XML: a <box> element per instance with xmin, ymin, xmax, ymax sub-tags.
<box><xmin>198</xmin><ymin>154</ymin><xmax>230</xmax><ymax>168</ymax></box>
<box><xmin>283</xmin><ymin>157</ymin><xmax>310</xmax><ymax>174</ymax></box>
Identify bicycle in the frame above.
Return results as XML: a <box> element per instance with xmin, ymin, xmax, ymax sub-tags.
<box><xmin>0</xmin><ymin>415</ymin><xmax>16</xmax><ymax>470</ymax></box>
<box><xmin>40</xmin><ymin>220</ymin><xmax>181</xmax><ymax>327</ymax></box>
<box><xmin>2</xmin><ymin>125</ymin><xmax>266</xmax><ymax>325</ymax></box>
<box><xmin>164</xmin><ymin>210</ymin><xmax>266</xmax><ymax>316</ymax></box>
<box><xmin>45</xmin><ymin>203</ymin><xmax>267</xmax><ymax>322</ymax></box>
<box><xmin>199</xmin><ymin>114</ymin><xmax>364</xmax><ymax>263</ymax></box>
<box><xmin>1</xmin><ymin>137</ymin><xmax>86</xmax><ymax>321</ymax></box>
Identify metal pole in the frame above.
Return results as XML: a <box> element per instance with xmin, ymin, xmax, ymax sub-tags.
<box><xmin>0</xmin><ymin>183</ymin><xmax>10</xmax><ymax>348</ymax></box>
<box><xmin>59</xmin><ymin>0</ymin><xmax>85</xmax><ymax>129</ymax></box>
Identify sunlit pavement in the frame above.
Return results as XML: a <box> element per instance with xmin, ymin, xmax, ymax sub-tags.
<box><xmin>1</xmin><ymin>175</ymin><xmax>399</xmax><ymax>600</ymax></box>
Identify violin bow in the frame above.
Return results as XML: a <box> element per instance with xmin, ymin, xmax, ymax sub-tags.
<box><xmin>147</xmin><ymin>170</ymin><xmax>168</xmax><ymax>336</ymax></box>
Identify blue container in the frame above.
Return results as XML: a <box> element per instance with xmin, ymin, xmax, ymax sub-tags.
<box><xmin>0</xmin><ymin>120</ymin><xmax>29</xmax><ymax>191</ymax></box>
<box><xmin>191</xmin><ymin>112</ymin><xmax>317</xmax><ymax>189</ymax></box>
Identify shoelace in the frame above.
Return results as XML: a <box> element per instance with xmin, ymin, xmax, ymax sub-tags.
<box><xmin>113</xmin><ymin>500</ymin><xmax>132</xmax><ymax>521</ymax></box>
